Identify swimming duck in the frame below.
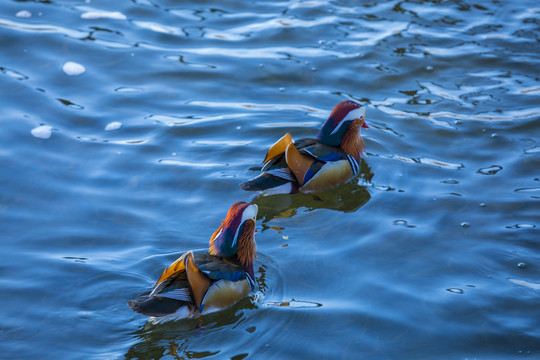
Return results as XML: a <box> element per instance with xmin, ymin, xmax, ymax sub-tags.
<box><xmin>128</xmin><ymin>202</ymin><xmax>258</xmax><ymax>321</ymax></box>
<box><xmin>240</xmin><ymin>100</ymin><xmax>368</xmax><ymax>194</ymax></box>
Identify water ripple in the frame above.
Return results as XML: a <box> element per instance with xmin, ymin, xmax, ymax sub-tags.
<box><xmin>158</xmin><ymin>159</ymin><xmax>226</xmax><ymax>168</ymax></box>
<box><xmin>164</xmin><ymin>55</ymin><xmax>217</xmax><ymax>69</ymax></box>
<box><xmin>0</xmin><ymin>66</ymin><xmax>28</xmax><ymax>80</ymax></box>
<box><xmin>80</xmin><ymin>11</ymin><xmax>127</xmax><ymax>20</ymax></box>
<box><xmin>515</xmin><ymin>187</ymin><xmax>540</xmax><ymax>193</ymax></box>
<box><xmin>505</xmin><ymin>224</ymin><xmax>536</xmax><ymax>229</ymax></box>
<box><xmin>376</xmin><ymin>105</ymin><xmax>540</xmax><ymax>126</ymax></box>
<box><xmin>477</xmin><ymin>165</ymin><xmax>503</xmax><ymax>175</ymax></box>
<box><xmin>114</xmin><ymin>87</ymin><xmax>144</xmax><ymax>93</ymax></box>
<box><xmin>341</xmin><ymin>21</ymin><xmax>409</xmax><ymax>47</ymax></box>
<box><xmin>393</xmin><ymin>155</ymin><xmax>464</xmax><ymax>170</ymax></box>
<box><xmin>524</xmin><ymin>146</ymin><xmax>540</xmax><ymax>154</ymax></box>
<box><xmin>0</xmin><ymin>18</ymin><xmax>87</xmax><ymax>38</ymax></box>
<box><xmin>188</xmin><ymin>100</ymin><xmax>322</xmax><ymax>114</ymax></box>
<box><xmin>148</xmin><ymin>113</ymin><xmax>253</xmax><ymax>127</ymax></box>
<box><xmin>138</xmin><ymin>42</ymin><xmax>360</xmax><ymax>59</ymax></box>
<box><xmin>133</xmin><ymin>21</ymin><xmax>184</xmax><ymax>35</ymax></box>
<box><xmin>509</xmin><ymin>278</ymin><xmax>540</xmax><ymax>289</ymax></box>
<box><xmin>205</xmin><ymin>16</ymin><xmax>339</xmax><ymax>40</ymax></box>
<box><xmin>57</xmin><ymin>98</ymin><xmax>84</xmax><ymax>110</ymax></box>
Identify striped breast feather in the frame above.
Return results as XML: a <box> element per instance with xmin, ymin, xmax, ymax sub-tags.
<box><xmin>346</xmin><ymin>154</ymin><xmax>360</xmax><ymax>175</ymax></box>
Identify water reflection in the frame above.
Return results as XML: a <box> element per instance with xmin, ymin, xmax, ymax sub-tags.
<box><xmin>125</xmin><ymin>261</ymin><xmax>277</xmax><ymax>360</ymax></box>
<box><xmin>125</xmin><ymin>291</ymin><xmax>255</xmax><ymax>359</ymax></box>
<box><xmin>126</xmin><ymin>325</ymin><xmax>219</xmax><ymax>359</ymax></box>
<box><xmin>126</xmin><ymin>338</ymin><xmax>219</xmax><ymax>360</ymax></box>
<box><xmin>252</xmin><ymin>159</ymin><xmax>373</xmax><ymax>224</ymax></box>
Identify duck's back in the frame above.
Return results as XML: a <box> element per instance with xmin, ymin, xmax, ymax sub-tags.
<box><xmin>128</xmin><ymin>250</ymin><xmax>254</xmax><ymax>319</ymax></box>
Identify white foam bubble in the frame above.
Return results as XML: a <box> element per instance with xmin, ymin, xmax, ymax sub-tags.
<box><xmin>16</xmin><ymin>10</ymin><xmax>32</xmax><ymax>18</ymax></box>
<box><xmin>81</xmin><ymin>11</ymin><xmax>127</xmax><ymax>20</ymax></box>
<box><xmin>105</xmin><ymin>121</ymin><xmax>122</xmax><ymax>131</ymax></box>
<box><xmin>63</xmin><ymin>62</ymin><xmax>86</xmax><ymax>76</ymax></box>
<box><xmin>31</xmin><ymin>125</ymin><xmax>52</xmax><ymax>139</ymax></box>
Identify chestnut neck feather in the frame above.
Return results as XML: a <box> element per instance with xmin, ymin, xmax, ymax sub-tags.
<box><xmin>236</xmin><ymin>219</ymin><xmax>256</xmax><ymax>268</ymax></box>
<box><xmin>340</xmin><ymin>119</ymin><xmax>365</xmax><ymax>162</ymax></box>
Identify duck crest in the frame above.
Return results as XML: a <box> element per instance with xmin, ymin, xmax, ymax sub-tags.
<box><xmin>317</xmin><ymin>101</ymin><xmax>364</xmax><ymax>146</ymax></box>
<box><xmin>209</xmin><ymin>202</ymin><xmax>248</xmax><ymax>257</ymax></box>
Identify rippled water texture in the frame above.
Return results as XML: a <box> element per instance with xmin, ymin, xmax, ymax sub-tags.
<box><xmin>1</xmin><ymin>0</ymin><xmax>539</xmax><ymax>359</ymax></box>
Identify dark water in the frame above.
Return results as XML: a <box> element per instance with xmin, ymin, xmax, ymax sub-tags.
<box><xmin>1</xmin><ymin>0</ymin><xmax>539</xmax><ymax>359</ymax></box>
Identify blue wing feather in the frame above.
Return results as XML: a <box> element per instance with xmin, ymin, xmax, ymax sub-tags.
<box><xmin>301</xmin><ymin>144</ymin><xmax>348</xmax><ymax>162</ymax></box>
<box><xmin>194</xmin><ymin>251</ymin><xmax>248</xmax><ymax>282</ymax></box>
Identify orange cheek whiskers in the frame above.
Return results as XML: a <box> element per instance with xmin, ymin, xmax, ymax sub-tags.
<box><xmin>237</xmin><ymin>220</ymin><xmax>256</xmax><ymax>267</ymax></box>
<box><xmin>340</xmin><ymin>120</ymin><xmax>365</xmax><ymax>161</ymax></box>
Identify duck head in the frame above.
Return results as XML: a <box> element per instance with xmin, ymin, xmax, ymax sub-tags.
<box><xmin>209</xmin><ymin>202</ymin><xmax>258</xmax><ymax>267</ymax></box>
<box><xmin>317</xmin><ymin>100</ymin><xmax>368</xmax><ymax>148</ymax></box>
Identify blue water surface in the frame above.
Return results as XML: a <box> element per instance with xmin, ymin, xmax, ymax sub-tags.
<box><xmin>0</xmin><ymin>0</ymin><xmax>539</xmax><ymax>359</ymax></box>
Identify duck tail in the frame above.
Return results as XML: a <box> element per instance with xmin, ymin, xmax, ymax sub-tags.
<box><xmin>128</xmin><ymin>297</ymin><xmax>192</xmax><ymax>317</ymax></box>
<box><xmin>239</xmin><ymin>173</ymin><xmax>295</xmax><ymax>193</ymax></box>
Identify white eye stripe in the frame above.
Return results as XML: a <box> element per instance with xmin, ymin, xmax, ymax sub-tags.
<box><xmin>330</xmin><ymin>107</ymin><xmax>365</xmax><ymax>135</ymax></box>
<box><xmin>241</xmin><ymin>204</ymin><xmax>258</xmax><ymax>222</ymax></box>
<box><xmin>343</xmin><ymin>107</ymin><xmax>365</xmax><ymax>122</ymax></box>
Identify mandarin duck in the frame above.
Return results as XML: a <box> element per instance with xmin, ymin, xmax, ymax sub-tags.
<box><xmin>128</xmin><ymin>202</ymin><xmax>258</xmax><ymax>321</ymax></box>
<box><xmin>240</xmin><ymin>100</ymin><xmax>368</xmax><ymax>194</ymax></box>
